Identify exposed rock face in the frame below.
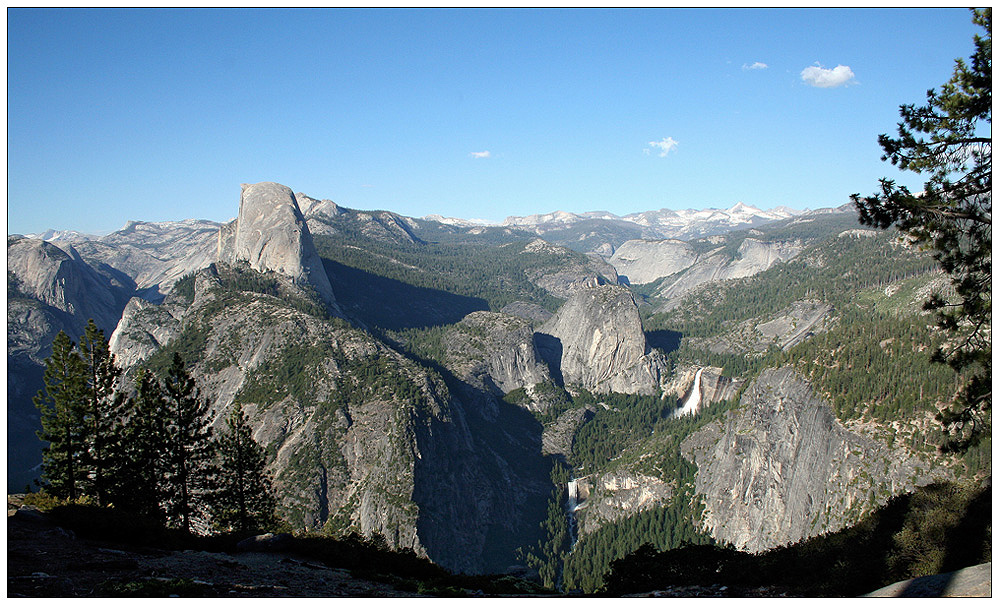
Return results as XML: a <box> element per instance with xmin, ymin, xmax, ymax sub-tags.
<box><xmin>295</xmin><ymin>192</ymin><xmax>346</xmax><ymax>234</ymax></box>
<box><xmin>754</xmin><ymin>300</ymin><xmax>833</xmax><ymax>351</ymax></box>
<box><xmin>665</xmin><ymin>366</ymin><xmax>743</xmax><ymax>406</ymax></box>
<box><xmin>536</xmin><ymin>283</ymin><xmax>667</xmax><ymax>395</ymax></box>
<box><xmin>7</xmin><ymin>237</ymin><xmax>126</xmax><ymax>331</ymax></box>
<box><xmin>681</xmin><ymin>367</ymin><xmax>948</xmax><ymax>553</ymax></box>
<box><xmin>68</xmin><ymin>219</ymin><xmax>222</xmax><ymax>299</ymax></box>
<box><xmin>437</xmin><ymin>312</ymin><xmax>554</xmax><ymax>411</ymax></box>
<box><xmin>541</xmin><ymin>405</ymin><xmax>595</xmax><ymax>459</ymax></box>
<box><xmin>610</xmin><ymin>239</ymin><xmax>698</xmax><ymax>285</ymax></box>
<box><xmin>110</xmin><ymin>265</ymin><xmax>550</xmax><ymax>574</ymax></box>
<box><xmin>573</xmin><ymin>470</ymin><xmax>675</xmax><ymax>536</ymax></box>
<box><xmin>652</xmin><ymin>239</ymin><xmax>803</xmax><ymax>304</ymax></box>
<box><xmin>7</xmin><ymin>236</ymin><xmax>136</xmax><ymax>491</ymax></box>
<box><xmin>520</xmin><ymin>239</ymin><xmax>620</xmax><ymax>299</ymax></box>
<box><xmin>108</xmin><ymin>296</ymin><xmax>184</xmax><ymax>369</ymax></box>
<box><xmin>218</xmin><ymin>182</ymin><xmax>337</xmax><ymax>308</ymax></box>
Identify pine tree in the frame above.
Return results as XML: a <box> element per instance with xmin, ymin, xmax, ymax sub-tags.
<box><xmin>34</xmin><ymin>331</ymin><xmax>89</xmax><ymax>501</ymax></box>
<box><xmin>213</xmin><ymin>404</ymin><xmax>278</xmax><ymax>533</ymax></box>
<box><xmin>113</xmin><ymin>368</ymin><xmax>170</xmax><ymax>522</ymax></box>
<box><xmin>161</xmin><ymin>353</ymin><xmax>216</xmax><ymax>533</ymax></box>
<box><xmin>79</xmin><ymin>319</ymin><xmax>125</xmax><ymax>506</ymax></box>
<box><xmin>851</xmin><ymin>8</ymin><xmax>991</xmax><ymax>451</ymax></box>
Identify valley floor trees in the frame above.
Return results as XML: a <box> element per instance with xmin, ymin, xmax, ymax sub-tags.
<box><xmin>852</xmin><ymin>8</ymin><xmax>991</xmax><ymax>452</ymax></box>
<box><xmin>31</xmin><ymin>323</ymin><xmax>278</xmax><ymax>535</ymax></box>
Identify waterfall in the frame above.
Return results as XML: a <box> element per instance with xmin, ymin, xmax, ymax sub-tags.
<box><xmin>566</xmin><ymin>480</ymin><xmax>580</xmax><ymax>549</ymax></box>
<box><xmin>676</xmin><ymin>367</ymin><xmax>705</xmax><ymax>417</ymax></box>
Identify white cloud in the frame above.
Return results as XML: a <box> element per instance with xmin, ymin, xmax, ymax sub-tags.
<box><xmin>800</xmin><ymin>63</ymin><xmax>856</xmax><ymax>88</ymax></box>
<box><xmin>645</xmin><ymin>137</ymin><xmax>679</xmax><ymax>157</ymax></box>
<box><xmin>470</xmin><ymin>150</ymin><xmax>491</xmax><ymax>159</ymax></box>
<box><xmin>743</xmin><ymin>61</ymin><xmax>768</xmax><ymax>70</ymax></box>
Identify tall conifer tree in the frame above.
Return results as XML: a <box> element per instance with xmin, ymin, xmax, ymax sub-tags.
<box><xmin>213</xmin><ymin>404</ymin><xmax>278</xmax><ymax>533</ymax></box>
<box><xmin>79</xmin><ymin>319</ymin><xmax>125</xmax><ymax>506</ymax></box>
<box><xmin>34</xmin><ymin>331</ymin><xmax>89</xmax><ymax>501</ymax></box>
<box><xmin>851</xmin><ymin>8</ymin><xmax>991</xmax><ymax>451</ymax></box>
<box><xmin>113</xmin><ymin>368</ymin><xmax>170</xmax><ymax>521</ymax></box>
<box><xmin>161</xmin><ymin>353</ymin><xmax>216</xmax><ymax>533</ymax></box>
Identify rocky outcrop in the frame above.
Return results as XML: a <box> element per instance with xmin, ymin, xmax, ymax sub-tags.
<box><xmin>536</xmin><ymin>283</ymin><xmax>667</xmax><ymax>395</ymax></box>
<box><xmin>520</xmin><ymin>239</ymin><xmax>620</xmax><ymax>299</ymax></box>
<box><xmin>681</xmin><ymin>367</ymin><xmax>948</xmax><ymax>553</ymax></box>
<box><xmin>541</xmin><ymin>405</ymin><xmax>595</xmax><ymax>459</ymax></box>
<box><xmin>7</xmin><ymin>236</ymin><xmax>137</xmax><ymax>491</ymax></box>
<box><xmin>217</xmin><ymin>182</ymin><xmax>337</xmax><ymax>309</ymax></box>
<box><xmin>665</xmin><ymin>366</ymin><xmax>742</xmax><ymax>407</ymax></box>
<box><xmin>108</xmin><ymin>296</ymin><xmax>184</xmax><ymax>369</ymax></box>
<box><xmin>610</xmin><ymin>239</ymin><xmax>698</xmax><ymax>285</ymax></box>
<box><xmin>573</xmin><ymin>470</ymin><xmax>675</xmax><ymax>536</ymax></box>
<box><xmin>7</xmin><ymin>237</ymin><xmax>127</xmax><ymax>331</ymax></box>
<box><xmin>651</xmin><ymin>239</ymin><xmax>804</xmax><ymax>304</ymax></box>
<box><xmin>437</xmin><ymin>312</ymin><xmax>554</xmax><ymax>413</ymax></box>
<box><xmin>753</xmin><ymin>300</ymin><xmax>833</xmax><ymax>351</ymax></box>
<box><xmin>107</xmin><ymin>265</ymin><xmax>551</xmax><ymax>574</ymax></box>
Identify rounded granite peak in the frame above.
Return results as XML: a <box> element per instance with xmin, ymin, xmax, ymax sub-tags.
<box><xmin>219</xmin><ymin>182</ymin><xmax>337</xmax><ymax>310</ymax></box>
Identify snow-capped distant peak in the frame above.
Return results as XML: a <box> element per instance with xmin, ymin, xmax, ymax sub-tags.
<box><xmin>424</xmin><ymin>214</ymin><xmax>497</xmax><ymax>227</ymax></box>
<box><xmin>502</xmin><ymin>210</ymin><xmax>583</xmax><ymax>226</ymax></box>
<box><xmin>24</xmin><ymin>229</ymin><xmax>99</xmax><ymax>242</ymax></box>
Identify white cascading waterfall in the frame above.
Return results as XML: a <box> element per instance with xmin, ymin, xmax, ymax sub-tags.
<box><xmin>676</xmin><ymin>367</ymin><xmax>705</xmax><ymax>417</ymax></box>
<box><xmin>566</xmin><ymin>480</ymin><xmax>580</xmax><ymax>549</ymax></box>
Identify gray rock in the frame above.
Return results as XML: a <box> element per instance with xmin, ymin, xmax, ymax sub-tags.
<box><xmin>68</xmin><ymin>218</ymin><xmax>222</xmax><ymax>298</ymax></box>
<box><xmin>862</xmin><ymin>562</ymin><xmax>991</xmax><ymax>597</ymax></box>
<box><xmin>108</xmin><ymin>296</ymin><xmax>183</xmax><ymax>369</ymax></box>
<box><xmin>541</xmin><ymin>406</ymin><xmax>594</xmax><ymax>459</ymax></box>
<box><xmin>536</xmin><ymin>283</ymin><xmax>667</xmax><ymax>395</ymax></box>
<box><xmin>574</xmin><ymin>470</ymin><xmax>674</xmax><ymax>536</ymax></box>
<box><xmin>439</xmin><ymin>311</ymin><xmax>553</xmax><ymax>408</ymax></box>
<box><xmin>7</xmin><ymin>237</ymin><xmax>126</xmax><ymax>331</ymax></box>
<box><xmin>218</xmin><ymin>182</ymin><xmax>338</xmax><ymax>310</ymax></box>
<box><xmin>610</xmin><ymin>239</ymin><xmax>698</xmax><ymax>285</ymax></box>
<box><xmin>682</xmin><ymin>367</ymin><xmax>949</xmax><ymax>553</ymax></box>
<box><xmin>644</xmin><ymin>238</ymin><xmax>804</xmax><ymax>307</ymax></box>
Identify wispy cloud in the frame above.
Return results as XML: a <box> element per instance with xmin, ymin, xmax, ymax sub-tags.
<box><xmin>800</xmin><ymin>63</ymin><xmax>856</xmax><ymax>88</ymax></box>
<box><xmin>742</xmin><ymin>61</ymin><xmax>768</xmax><ymax>70</ymax></box>
<box><xmin>645</xmin><ymin>137</ymin><xmax>679</xmax><ymax>158</ymax></box>
<box><xmin>469</xmin><ymin>150</ymin><xmax>491</xmax><ymax>159</ymax></box>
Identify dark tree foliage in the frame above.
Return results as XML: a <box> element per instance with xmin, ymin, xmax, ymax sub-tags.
<box><xmin>79</xmin><ymin>319</ymin><xmax>126</xmax><ymax>506</ymax></box>
<box><xmin>851</xmin><ymin>9</ymin><xmax>991</xmax><ymax>452</ymax></box>
<box><xmin>112</xmin><ymin>369</ymin><xmax>171</xmax><ymax>522</ymax></box>
<box><xmin>161</xmin><ymin>353</ymin><xmax>217</xmax><ymax>534</ymax></box>
<box><xmin>213</xmin><ymin>404</ymin><xmax>278</xmax><ymax>533</ymax></box>
<box><xmin>34</xmin><ymin>331</ymin><xmax>89</xmax><ymax>501</ymax></box>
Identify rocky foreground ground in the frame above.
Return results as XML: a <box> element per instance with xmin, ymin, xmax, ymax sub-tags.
<box><xmin>7</xmin><ymin>496</ymin><xmax>989</xmax><ymax>598</ymax></box>
<box><xmin>7</xmin><ymin>503</ymin><xmax>421</xmax><ymax>598</ymax></box>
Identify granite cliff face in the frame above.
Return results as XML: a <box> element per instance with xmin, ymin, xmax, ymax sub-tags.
<box><xmin>217</xmin><ymin>182</ymin><xmax>337</xmax><ymax>309</ymax></box>
<box><xmin>107</xmin><ymin>294</ymin><xmax>185</xmax><ymax>369</ymax></box>
<box><xmin>608</xmin><ymin>237</ymin><xmax>803</xmax><ymax>306</ymax></box>
<box><xmin>573</xmin><ymin>470</ymin><xmax>675</xmax><ymax>536</ymax></box>
<box><xmin>7</xmin><ymin>237</ymin><xmax>128</xmax><ymax>333</ymax></box>
<box><xmin>681</xmin><ymin>367</ymin><xmax>948</xmax><ymax>553</ymax></box>
<box><xmin>431</xmin><ymin>311</ymin><xmax>555</xmax><ymax>414</ymax></box>
<box><xmin>609</xmin><ymin>239</ymin><xmax>699</xmax><ymax>285</ymax></box>
<box><xmin>536</xmin><ymin>283</ymin><xmax>667</xmax><ymax>395</ymax></box>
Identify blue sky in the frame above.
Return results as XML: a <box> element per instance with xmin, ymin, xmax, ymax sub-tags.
<box><xmin>7</xmin><ymin>8</ymin><xmax>982</xmax><ymax>234</ymax></box>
